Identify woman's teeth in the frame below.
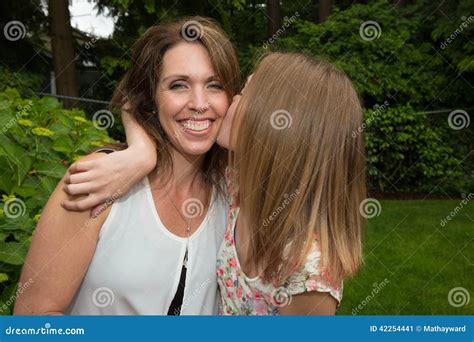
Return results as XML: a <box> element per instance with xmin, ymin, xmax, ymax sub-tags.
<box><xmin>181</xmin><ymin>119</ymin><xmax>211</xmax><ymax>132</ymax></box>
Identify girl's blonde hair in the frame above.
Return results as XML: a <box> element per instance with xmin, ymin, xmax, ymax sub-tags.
<box><xmin>230</xmin><ymin>52</ymin><xmax>366</xmax><ymax>284</ymax></box>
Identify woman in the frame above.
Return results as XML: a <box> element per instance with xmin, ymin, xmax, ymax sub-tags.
<box><xmin>14</xmin><ymin>16</ymin><xmax>240</xmax><ymax>315</ymax></box>
<box><xmin>61</xmin><ymin>53</ymin><xmax>366</xmax><ymax>315</ymax></box>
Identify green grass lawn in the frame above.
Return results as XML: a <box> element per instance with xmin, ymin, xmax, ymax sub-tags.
<box><xmin>338</xmin><ymin>200</ymin><xmax>473</xmax><ymax>315</ymax></box>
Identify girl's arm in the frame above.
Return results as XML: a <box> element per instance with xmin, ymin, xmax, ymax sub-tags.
<box><xmin>61</xmin><ymin>105</ymin><xmax>156</xmax><ymax>212</ymax></box>
<box><xmin>14</xmin><ymin>153</ymin><xmax>111</xmax><ymax>315</ymax></box>
<box><xmin>278</xmin><ymin>291</ymin><xmax>337</xmax><ymax>315</ymax></box>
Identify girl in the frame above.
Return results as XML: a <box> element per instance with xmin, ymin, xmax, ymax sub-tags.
<box><xmin>61</xmin><ymin>53</ymin><xmax>366</xmax><ymax>315</ymax></box>
<box><xmin>14</xmin><ymin>16</ymin><xmax>240</xmax><ymax>315</ymax></box>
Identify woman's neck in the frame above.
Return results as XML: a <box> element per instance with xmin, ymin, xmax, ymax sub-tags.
<box><xmin>149</xmin><ymin>148</ymin><xmax>206</xmax><ymax>194</ymax></box>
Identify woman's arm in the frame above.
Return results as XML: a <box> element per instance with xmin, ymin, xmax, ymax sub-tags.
<box><xmin>14</xmin><ymin>153</ymin><xmax>112</xmax><ymax>315</ymax></box>
<box><xmin>278</xmin><ymin>291</ymin><xmax>337</xmax><ymax>315</ymax></box>
<box><xmin>61</xmin><ymin>106</ymin><xmax>156</xmax><ymax>212</ymax></box>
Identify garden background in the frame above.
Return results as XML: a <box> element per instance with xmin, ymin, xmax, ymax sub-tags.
<box><xmin>0</xmin><ymin>0</ymin><xmax>473</xmax><ymax>315</ymax></box>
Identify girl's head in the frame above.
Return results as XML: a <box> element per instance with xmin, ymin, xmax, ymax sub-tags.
<box><xmin>227</xmin><ymin>52</ymin><xmax>366</xmax><ymax>284</ymax></box>
<box><xmin>112</xmin><ymin>16</ymin><xmax>240</xmax><ymax>183</ymax></box>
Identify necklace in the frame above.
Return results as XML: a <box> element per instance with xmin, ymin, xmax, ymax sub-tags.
<box><xmin>166</xmin><ymin>192</ymin><xmax>192</xmax><ymax>268</ymax></box>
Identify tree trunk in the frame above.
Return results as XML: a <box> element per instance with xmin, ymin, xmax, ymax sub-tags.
<box><xmin>394</xmin><ymin>0</ymin><xmax>407</xmax><ymax>7</ymax></box>
<box><xmin>48</xmin><ymin>0</ymin><xmax>77</xmax><ymax>108</ymax></box>
<box><xmin>319</xmin><ymin>0</ymin><xmax>333</xmax><ymax>22</ymax></box>
<box><xmin>266</xmin><ymin>0</ymin><xmax>281</xmax><ymax>38</ymax></box>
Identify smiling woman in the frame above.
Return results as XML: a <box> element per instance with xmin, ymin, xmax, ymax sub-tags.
<box><xmin>13</xmin><ymin>16</ymin><xmax>241</xmax><ymax>316</ymax></box>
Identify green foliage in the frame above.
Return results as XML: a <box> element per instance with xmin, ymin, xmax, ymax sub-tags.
<box><xmin>362</xmin><ymin>105</ymin><xmax>469</xmax><ymax>193</ymax></box>
<box><xmin>0</xmin><ymin>88</ymin><xmax>115</xmax><ymax>314</ymax></box>
<box><xmin>0</xmin><ymin>66</ymin><xmax>44</xmax><ymax>98</ymax></box>
<box><xmin>275</xmin><ymin>1</ymin><xmax>446</xmax><ymax>107</ymax></box>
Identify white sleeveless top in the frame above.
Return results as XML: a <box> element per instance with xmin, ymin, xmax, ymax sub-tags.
<box><xmin>66</xmin><ymin>177</ymin><xmax>228</xmax><ymax>315</ymax></box>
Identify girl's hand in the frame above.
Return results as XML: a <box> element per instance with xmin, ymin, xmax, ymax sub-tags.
<box><xmin>61</xmin><ymin>104</ymin><xmax>157</xmax><ymax>214</ymax></box>
<box><xmin>61</xmin><ymin>145</ymin><xmax>156</xmax><ymax>213</ymax></box>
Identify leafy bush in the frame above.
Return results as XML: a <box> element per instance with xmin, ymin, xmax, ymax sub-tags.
<box><xmin>0</xmin><ymin>66</ymin><xmax>44</xmax><ymax>98</ymax></box>
<box><xmin>0</xmin><ymin>88</ymin><xmax>115</xmax><ymax>314</ymax></box>
<box><xmin>275</xmin><ymin>1</ymin><xmax>446</xmax><ymax>108</ymax></box>
<box><xmin>362</xmin><ymin>104</ymin><xmax>469</xmax><ymax>193</ymax></box>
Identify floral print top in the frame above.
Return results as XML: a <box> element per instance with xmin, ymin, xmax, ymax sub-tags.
<box><xmin>216</xmin><ymin>169</ymin><xmax>343</xmax><ymax>315</ymax></box>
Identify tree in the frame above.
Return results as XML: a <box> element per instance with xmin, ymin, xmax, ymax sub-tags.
<box><xmin>319</xmin><ymin>0</ymin><xmax>333</xmax><ymax>22</ymax></box>
<box><xmin>48</xmin><ymin>0</ymin><xmax>77</xmax><ymax>108</ymax></box>
<box><xmin>266</xmin><ymin>0</ymin><xmax>281</xmax><ymax>37</ymax></box>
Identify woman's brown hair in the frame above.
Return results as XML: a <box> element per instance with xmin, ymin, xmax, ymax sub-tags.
<box><xmin>111</xmin><ymin>16</ymin><xmax>241</xmax><ymax>189</ymax></box>
<box><xmin>230</xmin><ymin>52</ymin><xmax>366</xmax><ymax>284</ymax></box>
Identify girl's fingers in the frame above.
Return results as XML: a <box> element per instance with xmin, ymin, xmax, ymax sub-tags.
<box><xmin>63</xmin><ymin>182</ymin><xmax>97</xmax><ymax>196</ymax></box>
<box><xmin>64</xmin><ymin>171</ymin><xmax>93</xmax><ymax>185</ymax></box>
<box><xmin>61</xmin><ymin>195</ymin><xmax>102</xmax><ymax>212</ymax></box>
<box><xmin>91</xmin><ymin>203</ymin><xmax>108</xmax><ymax>218</ymax></box>
<box><xmin>69</xmin><ymin>159</ymin><xmax>96</xmax><ymax>174</ymax></box>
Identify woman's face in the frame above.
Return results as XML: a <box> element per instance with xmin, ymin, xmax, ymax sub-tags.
<box><xmin>157</xmin><ymin>42</ymin><xmax>230</xmax><ymax>157</ymax></box>
<box><xmin>217</xmin><ymin>75</ymin><xmax>252</xmax><ymax>150</ymax></box>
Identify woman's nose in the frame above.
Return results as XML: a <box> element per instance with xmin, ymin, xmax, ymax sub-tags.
<box><xmin>189</xmin><ymin>89</ymin><xmax>209</xmax><ymax>114</ymax></box>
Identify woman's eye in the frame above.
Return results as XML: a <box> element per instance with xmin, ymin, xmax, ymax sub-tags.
<box><xmin>208</xmin><ymin>82</ymin><xmax>224</xmax><ymax>90</ymax></box>
<box><xmin>170</xmin><ymin>82</ymin><xmax>187</xmax><ymax>90</ymax></box>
